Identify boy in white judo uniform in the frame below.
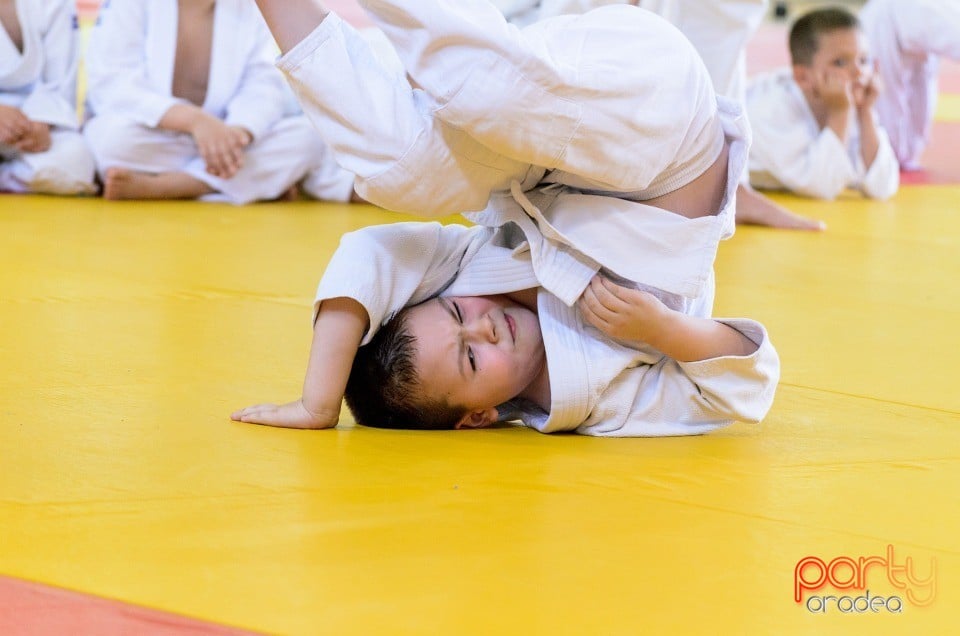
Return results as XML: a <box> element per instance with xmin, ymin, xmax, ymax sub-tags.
<box><xmin>746</xmin><ymin>7</ymin><xmax>899</xmax><ymax>201</ymax></box>
<box><xmin>859</xmin><ymin>0</ymin><xmax>960</xmax><ymax>170</ymax></box>
<box><xmin>0</xmin><ymin>0</ymin><xmax>96</xmax><ymax>195</ymax></box>
<box><xmin>82</xmin><ymin>0</ymin><xmax>342</xmax><ymax>204</ymax></box>
<box><xmin>230</xmin><ymin>0</ymin><xmax>780</xmax><ymax>435</ymax></box>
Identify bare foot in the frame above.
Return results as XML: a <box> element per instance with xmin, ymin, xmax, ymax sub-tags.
<box><xmin>103</xmin><ymin>168</ymin><xmax>146</xmax><ymax>200</ymax></box>
<box><xmin>735</xmin><ymin>184</ymin><xmax>826</xmax><ymax>231</ymax></box>
<box><xmin>103</xmin><ymin>167</ymin><xmax>214</xmax><ymax>200</ymax></box>
<box><xmin>277</xmin><ymin>185</ymin><xmax>300</xmax><ymax>202</ymax></box>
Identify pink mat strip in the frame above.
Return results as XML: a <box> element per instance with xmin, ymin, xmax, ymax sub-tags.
<box><xmin>0</xmin><ymin>575</ymin><xmax>261</xmax><ymax>636</ymax></box>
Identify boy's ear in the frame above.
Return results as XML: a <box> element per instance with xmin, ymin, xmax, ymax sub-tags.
<box><xmin>455</xmin><ymin>408</ymin><xmax>498</xmax><ymax>430</ymax></box>
<box><xmin>793</xmin><ymin>64</ymin><xmax>812</xmax><ymax>88</ymax></box>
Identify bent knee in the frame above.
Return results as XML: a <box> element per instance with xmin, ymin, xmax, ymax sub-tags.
<box><xmin>83</xmin><ymin>115</ymin><xmax>189</xmax><ymax>172</ymax></box>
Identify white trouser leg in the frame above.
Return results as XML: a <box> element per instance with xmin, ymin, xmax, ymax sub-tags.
<box><xmin>861</xmin><ymin>0</ymin><xmax>960</xmax><ymax>165</ymax></box>
<box><xmin>194</xmin><ymin>116</ymin><xmax>319</xmax><ymax>204</ymax></box>
<box><xmin>280</xmin><ymin>13</ymin><xmax>533</xmax><ymax>216</ymax></box>
<box><xmin>84</xmin><ymin>114</ymin><xmax>317</xmax><ymax>204</ymax></box>
<box><xmin>84</xmin><ymin>115</ymin><xmax>198</xmax><ymax>177</ymax></box>
<box><xmin>666</xmin><ymin>0</ymin><xmax>767</xmax><ymax>103</ymax></box>
<box><xmin>0</xmin><ymin>130</ymin><xmax>97</xmax><ymax>195</ymax></box>
<box><xmin>299</xmin><ymin>123</ymin><xmax>357</xmax><ymax>202</ymax></box>
<box><xmin>356</xmin><ymin>0</ymin><xmax>716</xmax><ymax>192</ymax></box>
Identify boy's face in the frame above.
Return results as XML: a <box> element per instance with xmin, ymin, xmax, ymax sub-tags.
<box><xmin>404</xmin><ymin>295</ymin><xmax>546</xmax><ymax>424</ymax></box>
<box><xmin>803</xmin><ymin>28</ymin><xmax>873</xmax><ymax>89</ymax></box>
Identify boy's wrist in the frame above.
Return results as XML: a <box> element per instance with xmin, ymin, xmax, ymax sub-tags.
<box><xmin>824</xmin><ymin>108</ymin><xmax>849</xmax><ymax>138</ymax></box>
<box><xmin>857</xmin><ymin>106</ymin><xmax>877</xmax><ymax>124</ymax></box>
<box><xmin>639</xmin><ymin>304</ymin><xmax>681</xmax><ymax>353</ymax></box>
<box><xmin>299</xmin><ymin>397</ymin><xmax>340</xmax><ymax>427</ymax></box>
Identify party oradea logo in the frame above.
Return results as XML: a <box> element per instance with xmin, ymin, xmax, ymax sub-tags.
<box><xmin>794</xmin><ymin>545</ymin><xmax>936</xmax><ymax>614</ymax></box>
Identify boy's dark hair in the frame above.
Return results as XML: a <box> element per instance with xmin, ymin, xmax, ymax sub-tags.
<box><xmin>789</xmin><ymin>7</ymin><xmax>860</xmax><ymax>66</ymax></box>
<box><xmin>344</xmin><ymin>308</ymin><xmax>468</xmax><ymax>430</ymax></box>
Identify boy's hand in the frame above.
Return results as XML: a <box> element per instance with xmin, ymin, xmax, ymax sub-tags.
<box><xmin>231</xmin><ymin>398</ymin><xmax>339</xmax><ymax>429</ymax></box>
<box><xmin>853</xmin><ymin>66</ymin><xmax>881</xmax><ymax>113</ymax></box>
<box><xmin>576</xmin><ymin>275</ymin><xmax>669</xmax><ymax>346</ymax></box>
<box><xmin>578</xmin><ymin>275</ymin><xmax>758</xmax><ymax>362</ymax></box>
<box><xmin>815</xmin><ymin>68</ymin><xmax>853</xmax><ymax>112</ymax></box>
<box><xmin>189</xmin><ymin>114</ymin><xmax>251</xmax><ymax>179</ymax></box>
<box><xmin>0</xmin><ymin>104</ymin><xmax>30</xmax><ymax>145</ymax></box>
<box><xmin>13</xmin><ymin>121</ymin><xmax>52</xmax><ymax>153</ymax></box>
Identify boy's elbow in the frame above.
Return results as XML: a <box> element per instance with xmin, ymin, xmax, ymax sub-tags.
<box><xmin>715</xmin><ymin>352</ymin><xmax>780</xmax><ymax>424</ymax></box>
<box><xmin>732</xmin><ymin>396</ymin><xmax>775</xmax><ymax>425</ymax></box>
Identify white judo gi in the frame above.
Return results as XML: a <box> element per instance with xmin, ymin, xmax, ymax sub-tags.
<box><xmin>0</xmin><ymin>0</ymin><xmax>95</xmax><ymax>195</ymax></box>
<box><xmin>82</xmin><ymin>0</ymin><xmax>326</xmax><ymax>204</ymax></box>
<box><xmin>490</xmin><ymin>0</ymin><xmax>765</xmax><ymax>197</ymax></box>
<box><xmin>491</xmin><ymin>0</ymin><xmax>767</xmax><ymax>102</ymax></box>
<box><xmin>859</xmin><ymin>0</ymin><xmax>960</xmax><ymax>168</ymax></box>
<box><xmin>275</xmin><ymin>1</ymin><xmax>779</xmax><ymax>434</ymax></box>
<box><xmin>746</xmin><ymin>69</ymin><xmax>899</xmax><ymax>200</ymax></box>
<box><xmin>315</xmin><ymin>222</ymin><xmax>779</xmax><ymax>437</ymax></box>
<box><xmin>281</xmin><ymin>3</ymin><xmax>742</xmax><ymax>309</ymax></box>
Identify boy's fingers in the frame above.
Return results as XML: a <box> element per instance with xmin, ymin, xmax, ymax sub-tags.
<box><xmin>231</xmin><ymin>403</ymin><xmax>276</xmax><ymax>419</ymax></box>
<box><xmin>200</xmin><ymin>146</ymin><xmax>218</xmax><ymax>173</ymax></box>
<box><xmin>597</xmin><ymin>276</ymin><xmax>628</xmax><ymax>298</ymax></box>
<box><xmin>577</xmin><ymin>298</ymin><xmax>606</xmax><ymax>332</ymax></box>
<box><xmin>578</xmin><ymin>284</ymin><xmax>616</xmax><ymax>325</ymax></box>
<box><xmin>595</xmin><ymin>276</ymin><xmax>634</xmax><ymax>310</ymax></box>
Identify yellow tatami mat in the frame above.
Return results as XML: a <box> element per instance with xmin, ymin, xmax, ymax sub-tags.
<box><xmin>1</xmin><ymin>187</ymin><xmax>958</xmax><ymax>634</ymax></box>
<box><xmin>936</xmin><ymin>94</ymin><xmax>960</xmax><ymax>122</ymax></box>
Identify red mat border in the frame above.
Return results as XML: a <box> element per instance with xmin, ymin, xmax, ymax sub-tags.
<box><xmin>0</xmin><ymin>575</ymin><xmax>261</xmax><ymax>636</ymax></box>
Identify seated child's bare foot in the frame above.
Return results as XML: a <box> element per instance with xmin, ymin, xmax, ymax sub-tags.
<box><xmin>103</xmin><ymin>167</ymin><xmax>214</xmax><ymax>201</ymax></box>
<box><xmin>735</xmin><ymin>184</ymin><xmax>826</xmax><ymax>231</ymax></box>
<box><xmin>103</xmin><ymin>168</ymin><xmax>147</xmax><ymax>200</ymax></box>
<box><xmin>277</xmin><ymin>185</ymin><xmax>300</xmax><ymax>202</ymax></box>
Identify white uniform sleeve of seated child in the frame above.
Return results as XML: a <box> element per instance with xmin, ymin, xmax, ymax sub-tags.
<box><xmin>17</xmin><ymin>0</ymin><xmax>82</xmax><ymax>130</ymax></box>
<box><xmin>84</xmin><ymin>1</ymin><xmax>182</xmax><ymax>126</ymax></box>
<box><xmin>858</xmin><ymin>127</ymin><xmax>899</xmax><ymax>201</ymax></box>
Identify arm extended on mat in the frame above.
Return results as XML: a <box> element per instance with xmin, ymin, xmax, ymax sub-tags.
<box><xmin>231</xmin><ymin>297</ymin><xmax>368</xmax><ymax>429</ymax></box>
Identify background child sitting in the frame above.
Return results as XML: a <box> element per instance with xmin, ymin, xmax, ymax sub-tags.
<box><xmin>746</xmin><ymin>7</ymin><xmax>899</xmax><ymax>201</ymax></box>
<box><xmin>82</xmin><ymin>0</ymin><xmax>332</xmax><ymax>204</ymax></box>
<box><xmin>0</xmin><ymin>0</ymin><xmax>95</xmax><ymax>195</ymax></box>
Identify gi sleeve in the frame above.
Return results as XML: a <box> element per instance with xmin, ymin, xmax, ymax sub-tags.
<box><xmin>222</xmin><ymin>14</ymin><xmax>286</xmax><ymax>140</ymax></box>
<box><xmin>578</xmin><ymin>319</ymin><xmax>780</xmax><ymax>437</ymax></box>
<box><xmin>84</xmin><ymin>1</ymin><xmax>182</xmax><ymax>127</ymax></box>
<box><xmin>19</xmin><ymin>0</ymin><xmax>82</xmax><ymax>129</ymax></box>
<box><xmin>313</xmin><ymin>222</ymin><xmax>492</xmax><ymax>345</ymax></box>
<box><xmin>857</xmin><ymin>127</ymin><xmax>900</xmax><ymax>200</ymax></box>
